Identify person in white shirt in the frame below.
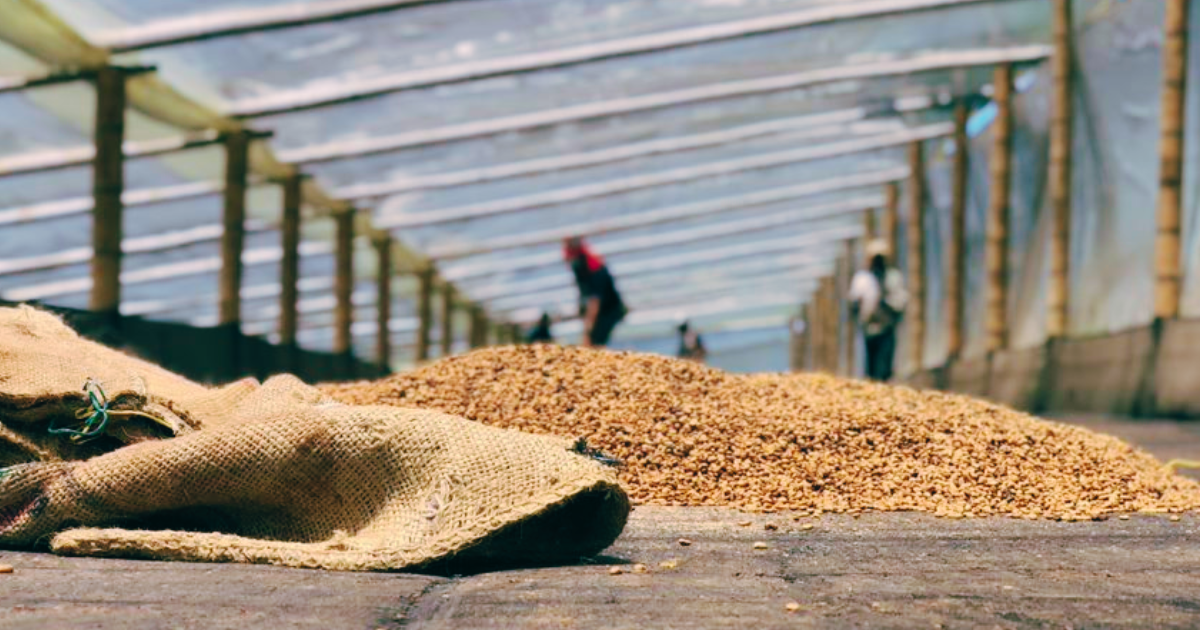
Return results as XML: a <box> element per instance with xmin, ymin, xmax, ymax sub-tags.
<box><xmin>847</xmin><ymin>239</ymin><xmax>908</xmax><ymax>381</ymax></box>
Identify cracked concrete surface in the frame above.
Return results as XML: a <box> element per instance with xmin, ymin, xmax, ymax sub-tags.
<box><xmin>3</xmin><ymin>416</ymin><xmax>1200</xmax><ymax>629</ymax></box>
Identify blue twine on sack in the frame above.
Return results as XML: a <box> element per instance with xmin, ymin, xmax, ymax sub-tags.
<box><xmin>48</xmin><ymin>379</ymin><xmax>111</xmax><ymax>440</ymax></box>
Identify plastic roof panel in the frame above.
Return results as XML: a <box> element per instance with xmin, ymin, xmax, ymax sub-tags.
<box><xmin>0</xmin><ymin>0</ymin><xmax>1057</xmax><ymax>367</ymax></box>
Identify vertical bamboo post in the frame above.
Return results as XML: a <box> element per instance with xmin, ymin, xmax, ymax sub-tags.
<box><xmin>219</xmin><ymin>130</ymin><xmax>249</xmax><ymax>327</ymax></box>
<box><xmin>789</xmin><ymin>313</ymin><xmax>801</xmax><ymax>372</ymax></box>
<box><xmin>908</xmin><ymin>140</ymin><xmax>927</xmax><ymax>371</ymax></box>
<box><xmin>827</xmin><ymin>276</ymin><xmax>840</xmax><ymax>371</ymax></box>
<box><xmin>947</xmin><ymin>99</ymin><xmax>969</xmax><ymax>358</ymax></box>
<box><xmin>279</xmin><ymin>173</ymin><xmax>302</xmax><ymax>356</ymax></box>
<box><xmin>90</xmin><ymin>66</ymin><xmax>128</xmax><ymax>318</ymax></box>
<box><xmin>468</xmin><ymin>305</ymin><xmax>484</xmax><ymax>349</ymax></box>
<box><xmin>810</xmin><ymin>283</ymin><xmax>822</xmax><ymax>370</ymax></box>
<box><xmin>440</xmin><ymin>284</ymin><xmax>455</xmax><ymax>357</ymax></box>
<box><xmin>374</xmin><ymin>236</ymin><xmax>392</xmax><ymax>372</ymax></box>
<box><xmin>811</xmin><ymin>287</ymin><xmax>824</xmax><ymax>371</ymax></box>
<box><xmin>416</xmin><ymin>266</ymin><xmax>434</xmax><ymax>362</ymax></box>
<box><xmin>795</xmin><ymin>306</ymin><xmax>810</xmax><ymax>372</ymax></box>
<box><xmin>883</xmin><ymin>182</ymin><xmax>900</xmax><ymax>259</ymax></box>
<box><xmin>1047</xmin><ymin>0</ymin><xmax>1076</xmax><ymax>335</ymax></box>
<box><xmin>832</xmin><ymin>256</ymin><xmax>843</xmax><ymax>375</ymax></box>
<box><xmin>1155</xmin><ymin>0</ymin><xmax>1191</xmax><ymax>319</ymax></box>
<box><xmin>863</xmin><ymin>207</ymin><xmax>879</xmax><ymax>241</ymax></box>
<box><xmin>843</xmin><ymin>238</ymin><xmax>858</xmax><ymax>377</ymax></box>
<box><xmin>986</xmin><ymin>63</ymin><xmax>1014</xmax><ymax>352</ymax></box>
<box><xmin>822</xmin><ymin>276</ymin><xmax>837</xmax><ymax>371</ymax></box>
<box><xmin>333</xmin><ymin>209</ymin><xmax>355</xmax><ymax>360</ymax></box>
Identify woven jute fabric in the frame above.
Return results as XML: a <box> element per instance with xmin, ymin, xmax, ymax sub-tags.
<box><xmin>0</xmin><ymin>306</ymin><xmax>205</xmax><ymax>465</ymax></box>
<box><xmin>0</xmin><ymin>307</ymin><xmax>629</xmax><ymax>571</ymax></box>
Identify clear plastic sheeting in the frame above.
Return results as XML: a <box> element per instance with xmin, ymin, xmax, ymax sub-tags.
<box><xmin>0</xmin><ymin>0</ymin><xmax>1094</xmax><ymax>371</ymax></box>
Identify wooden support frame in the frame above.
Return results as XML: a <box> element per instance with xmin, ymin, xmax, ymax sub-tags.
<box><xmin>333</xmin><ymin>209</ymin><xmax>356</xmax><ymax>357</ymax></box>
<box><xmin>1155</xmin><ymin>0</ymin><xmax>1191</xmax><ymax>319</ymax></box>
<box><xmin>105</xmin><ymin>0</ymin><xmax>459</xmax><ymax>52</ymax></box>
<box><xmin>232</xmin><ymin>28</ymin><xmax>1049</xmax><ymax>119</ymax></box>
<box><xmin>842</xmin><ymin>239</ymin><xmax>858</xmax><ymax>377</ymax></box>
<box><xmin>824</xmin><ymin>276</ymin><xmax>839</xmax><ymax>372</ymax></box>
<box><xmin>0</xmin><ymin>65</ymin><xmax>153</xmax><ymax>96</ymax></box>
<box><xmin>334</xmin><ymin>109</ymin><xmax>869</xmax><ymax>197</ymax></box>
<box><xmin>375</xmin><ymin>124</ymin><xmax>949</xmax><ymax>230</ymax></box>
<box><xmin>440</xmin><ymin>284</ymin><xmax>455</xmax><ymax>357</ymax></box>
<box><xmin>428</xmin><ymin>168</ymin><xmax>903</xmax><ymax>260</ymax></box>
<box><xmin>863</xmin><ymin>207</ymin><xmax>879</xmax><ymax>241</ymax></box>
<box><xmin>0</xmin><ymin>130</ymin><xmax>221</xmax><ymax>178</ymax></box>
<box><xmin>468</xmin><ymin>305</ymin><xmax>485</xmax><ymax>349</ymax></box>
<box><xmin>445</xmin><ymin>194</ymin><xmax>881</xmax><ymax>282</ymax></box>
<box><xmin>219</xmin><ymin>130</ymin><xmax>250</xmax><ymax>326</ymax></box>
<box><xmin>946</xmin><ymin>98</ymin><xmax>969</xmax><ymax>358</ymax></box>
<box><xmin>416</xmin><ymin>266</ymin><xmax>435</xmax><ymax>362</ymax></box>
<box><xmin>374</xmin><ymin>236</ymin><xmax>393</xmax><ymax>372</ymax></box>
<box><xmin>883</xmin><ymin>182</ymin><xmax>900</xmax><ymax>258</ymax></box>
<box><xmin>907</xmin><ymin>139</ymin><xmax>926</xmax><ymax>371</ymax></box>
<box><xmin>809</xmin><ymin>290</ymin><xmax>823</xmax><ymax>371</ymax></box>
<box><xmin>279</xmin><ymin>173</ymin><xmax>303</xmax><ymax>354</ymax></box>
<box><xmin>89</xmin><ymin>66</ymin><xmax>130</xmax><ymax>317</ymax></box>
<box><xmin>986</xmin><ymin>63</ymin><xmax>1014</xmax><ymax>352</ymax></box>
<box><xmin>790</xmin><ymin>308</ymin><xmax>808</xmax><ymax>372</ymax></box>
<box><xmin>1047</xmin><ymin>0</ymin><xmax>1075</xmax><ymax>336</ymax></box>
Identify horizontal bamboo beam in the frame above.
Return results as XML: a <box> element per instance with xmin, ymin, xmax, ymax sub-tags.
<box><xmin>429</xmin><ymin>168</ymin><xmax>906</xmax><ymax>260</ymax></box>
<box><xmin>0</xmin><ymin>64</ymin><xmax>154</xmax><ymax>95</ymax></box>
<box><xmin>102</xmin><ymin>0</ymin><xmax>465</xmax><ymax>52</ymax></box>
<box><xmin>334</xmin><ymin>109</ymin><xmax>877</xmax><ymax>198</ymax></box>
<box><xmin>232</xmin><ymin>6</ymin><xmax>1037</xmax><ymax>117</ymax></box>
<box><xmin>377</xmin><ymin>124</ymin><xmax>949</xmax><ymax>230</ymax></box>
<box><xmin>444</xmin><ymin>194</ymin><xmax>880</xmax><ymax>281</ymax></box>
<box><xmin>0</xmin><ymin>130</ymin><xmax>221</xmax><ymax>177</ymax></box>
<box><xmin>278</xmin><ymin>45</ymin><xmax>1049</xmax><ymax>163</ymax></box>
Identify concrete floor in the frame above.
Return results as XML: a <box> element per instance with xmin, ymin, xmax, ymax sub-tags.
<box><xmin>3</xmin><ymin>416</ymin><xmax>1200</xmax><ymax>629</ymax></box>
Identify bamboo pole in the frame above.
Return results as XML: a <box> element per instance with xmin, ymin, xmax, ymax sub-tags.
<box><xmin>828</xmin><ymin>275</ymin><xmax>840</xmax><ymax>372</ymax></box>
<box><xmin>843</xmin><ymin>239</ymin><xmax>858</xmax><ymax>377</ymax></box>
<box><xmin>863</xmin><ymin>207</ymin><xmax>879</xmax><ymax>241</ymax></box>
<box><xmin>907</xmin><ymin>140</ymin><xmax>926</xmax><ymax>370</ymax></box>
<box><xmin>416</xmin><ymin>266</ymin><xmax>434</xmax><ymax>362</ymax></box>
<box><xmin>1155</xmin><ymin>0</ymin><xmax>1191</xmax><ymax>319</ymax></box>
<box><xmin>219</xmin><ymin>130</ymin><xmax>249</xmax><ymax>326</ymax></box>
<box><xmin>947</xmin><ymin>99</ymin><xmax>969</xmax><ymax>357</ymax></box>
<box><xmin>440</xmin><ymin>284</ymin><xmax>455</xmax><ymax>357</ymax></box>
<box><xmin>883</xmin><ymin>182</ymin><xmax>900</xmax><ymax>258</ymax></box>
<box><xmin>333</xmin><ymin>209</ymin><xmax>355</xmax><ymax>357</ymax></box>
<box><xmin>468</xmin><ymin>305</ymin><xmax>485</xmax><ymax>349</ymax></box>
<box><xmin>90</xmin><ymin>66</ymin><xmax>128</xmax><ymax>317</ymax></box>
<box><xmin>822</xmin><ymin>276</ymin><xmax>837</xmax><ymax>371</ymax></box>
<box><xmin>986</xmin><ymin>63</ymin><xmax>1014</xmax><ymax>352</ymax></box>
<box><xmin>793</xmin><ymin>307</ymin><xmax>810</xmax><ymax>372</ymax></box>
<box><xmin>1047</xmin><ymin>0</ymin><xmax>1076</xmax><ymax>336</ymax></box>
<box><xmin>374</xmin><ymin>236</ymin><xmax>392</xmax><ymax>372</ymax></box>
<box><xmin>810</xmin><ymin>282</ymin><xmax>823</xmax><ymax>370</ymax></box>
<box><xmin>279</xmin><ymin>173</ymin><xmax>303</xmax><ymax>352</ymax></box>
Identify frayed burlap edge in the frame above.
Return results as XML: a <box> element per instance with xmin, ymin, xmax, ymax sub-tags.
<box><xmin>50</xmin><ymin>476</ymin><xmax>628</xmax><ymax>572</ymax></box>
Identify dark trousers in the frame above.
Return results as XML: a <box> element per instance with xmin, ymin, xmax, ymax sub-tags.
<box><xmin>864</xmin><ymin>329</ymin><xmax>897</xmax><ymax>382</ymax></box>
<box><xmin>589</xmin><ymin>308</ymin><xmax>625</xmax><ymax>346</ymax></box>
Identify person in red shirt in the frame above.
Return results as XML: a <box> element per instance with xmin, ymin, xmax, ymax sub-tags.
<box><xmin>562</xmin><ymin>237</ymin><xmax>627</xmax><ymax>347</ymax></box>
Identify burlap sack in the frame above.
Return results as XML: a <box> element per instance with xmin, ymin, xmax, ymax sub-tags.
<box><xmin>0</xmin><ymin>306</ymin><xmax>209</xmax><ymax>467</ymax></box>
<box><xmin>0</xmin><ymin>307</ymin><xmax>629</xmax><ymax>571</ymax></box>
